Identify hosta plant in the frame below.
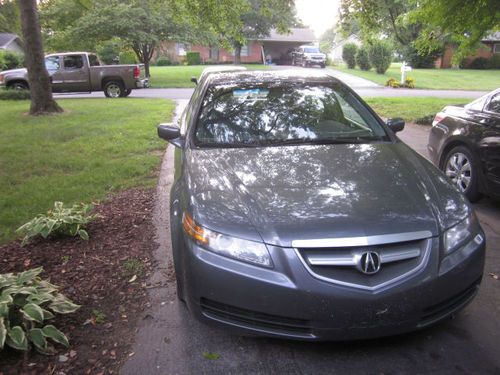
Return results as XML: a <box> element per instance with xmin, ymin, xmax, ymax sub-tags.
<box><xmin>0</xmin><ymin>267</ymin><xmax>80</xmax><ymax>354</ymax></box>
<box><xmin>17</xmin><ymin>201</ymin><xmax>100</xmax><ymax>245</ymax></box>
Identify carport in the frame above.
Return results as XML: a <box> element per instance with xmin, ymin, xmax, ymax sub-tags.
<box><xmin>257</xmin><ymin>28</ymin><xmax>316</xmax><ymax>65</ymax></box>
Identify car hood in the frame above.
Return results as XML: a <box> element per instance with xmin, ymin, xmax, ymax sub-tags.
<box><xmin>1</xmin><ymin>68</ymin><xmax>26</xmax><ymax>76</ymax></box>
<box><xmin>186</xmin><ymin>142</ymin><xmax>470</xmax><ymax>247</ymax></box>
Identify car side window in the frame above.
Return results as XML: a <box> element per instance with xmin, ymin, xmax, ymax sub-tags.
<box><xmin>486</xmin><ymin>93</ymin><xmax>500</xmax><ymax>114</ymax></box>
<box><xmin>63</xmin><ymin>55</ymin><xmax>84</xmax><ymax>70</ymax></box>
<box><xmin>45</xmin><ymin>56</ymin><xmax>60</xmax><ymax>71</ymax></box>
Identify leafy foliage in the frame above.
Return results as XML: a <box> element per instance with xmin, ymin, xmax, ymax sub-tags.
<box><xmin>0</xmin><ymin>89</ymin><xmax>30</xmax><ymax>101</ymax></box>
<box><xmin>385</xmin><ymin>77</ymin><xmax>400</xmax><ymax>88</ymax></box>
<box><xmin>155</xmin><ymin>57</ymin><xmax>172</xmax><ymax>66</ymax></box>
<box><xmin>97</xmin><ymin>40</ymin><xmax>121</xmax><ymax>65</ymax></box>
<box><xmin>355</xmin><ymin>47</ymin><xmax>370</xmax><ymax>71</ymax></box>
<box><xmin>17</xmin><ymin>202</ymin><xmax>100</xmax><ymax>245</ymax></box>
<box><xmin>186</xmin><ymin>51</ymin><xmax>201</xmax><ymax>65</ymax></box>
<box><xmin>0</xmin><ymin>50</ymin><xmax>24</xmax><ymax>70</ymax></box>
<box><xmin>0</xmin><ymin>267</ymin><xmax>79</xmax><ymax>354</ymax></box>
<box><xmin>368</xmin><ymin>41</ymin><xmax>393</xmax><ymax>74</ymax></box>
<box><xmin>119</xmin><ymin>50</ymin><xmax>138</xmax><ymax>64</ymax></box>
<box><xmin>342</xmin><ymin>43</ymin><xmax>358</xmax><ymax>69</ymax></box>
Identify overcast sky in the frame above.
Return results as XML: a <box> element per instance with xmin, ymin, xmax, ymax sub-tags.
<box><xmin>295</xmin><ymin>0</ymin><xmax>341</xmax><ymax>37</ymax></box>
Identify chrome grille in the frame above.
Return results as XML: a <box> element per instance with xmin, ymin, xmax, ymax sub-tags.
<box><xmin>294</xmin><ymin>231</ymin><xmax>432</xmax><ymax>291</ymax></box>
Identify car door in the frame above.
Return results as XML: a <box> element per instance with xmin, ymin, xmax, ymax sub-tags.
<box><xmin>479</xmin><ymin>92</ymin><xmax>500</xmax><ymax>194</ymax></box>
<box><xmin>61</xmin><ymin>54</ymin><xmax>90</xmax><ymax>92</ymax></box>
<box><xmin>45</xmin><ymin>56</ymin><xmax>64</xmax><ymax>92</ymax></box>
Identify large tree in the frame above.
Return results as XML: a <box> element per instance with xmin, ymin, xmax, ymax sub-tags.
<box><xmin>0</xmin><ymin>0</ymin><xmax>21</xmax><ymax>34</ymax></box>
<box><xmin>410</xmin><ymin>0</ymin><xmax>500</xmax><ymax>62</ymax></box>
<box><xmin>18</xmin><ymin>0</ymin><xmax>62</xmax><ymax>115</ymax></box>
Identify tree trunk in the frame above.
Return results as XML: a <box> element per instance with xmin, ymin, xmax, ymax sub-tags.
<box><xmin>233</xmin><ymin>42</ymin><xmax>242</xmax><ymax>65</ymax></box>
<box><xmin>18</xmin><ymin>0</ymin><xmax>62</xmax><ymax>115</ymax></box>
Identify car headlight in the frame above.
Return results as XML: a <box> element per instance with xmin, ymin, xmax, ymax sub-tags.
<box><xmin>443</xmin><ymin>214</ymin><xmax>478</xmax><ymax>254</ymax></box>
<box><xmin>182</xmin><ymin>212</ymin><xmax>272</xmax><ymax>268</ymax></box>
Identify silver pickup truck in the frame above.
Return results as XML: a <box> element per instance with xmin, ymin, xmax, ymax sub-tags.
<box><xmin>0</xmin><ymin>52</ymin><xmax>149</xmax><ymax>97</ymax></box>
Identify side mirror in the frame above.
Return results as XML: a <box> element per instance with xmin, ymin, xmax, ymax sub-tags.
<box><xmin>387</xmin><ymin>118</ymin><xmax>405</xmax><ymax>133</ymax></box>
<box><xmin>157</xmin><ymin>123</ymin><xmax>183</xmax><ymax>147</ymax></box>
<box><xmin>190</xmin><ymin>76</ymin><xmax>198</xmax><ymax>85</ymax></box>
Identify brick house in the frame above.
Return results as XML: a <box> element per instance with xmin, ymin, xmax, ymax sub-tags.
<box><xmin>435</xmin><ymin>32</ymin><xmax>500</xmax><ymax>68</ymax></box>
<box><xmin>155</xmin><ymin>28</ymin><xmax>316</xmax><ymax>65</ymax></box>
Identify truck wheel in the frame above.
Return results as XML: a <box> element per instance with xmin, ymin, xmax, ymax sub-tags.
<box><xmin>123</xmin><ymin>89</ymin><xmax>132</xmax><ymax>97</ymax></box>
<box><xmin>8</xmin><ymin>81</ymin><xmax>29</xmax><ymax>90</ymax></box>
<box><xmin>104</xmin><ymin>81</ymin><xmax>125</xmax><ymax>98</ymax></box>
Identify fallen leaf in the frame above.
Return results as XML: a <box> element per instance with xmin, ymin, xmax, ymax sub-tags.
<box><xmin>203</xmin><ymin>352</ymin><xmax>221</xmax><ymax>360</ymax></box>
<box><xmin>129</xmin><ymin>275</ymin><xmax>137</xmax><ymax>283</ymax></box>
<box><xmin>23</xmin><ymin>259</ymin><xmax>31</xmax><ymax>268</ymax></box>
<box><xmin>489</xmin><ymin>272</ymin><xmax>499</xmax><ymax>280</ymax></box>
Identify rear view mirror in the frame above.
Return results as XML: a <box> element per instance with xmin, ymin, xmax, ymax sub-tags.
<box><xmin>387</xmin><ymin>118</ymin><xmax>405</xmax><ymax>133</ymax></box>
<box><xmin>157</xmin><ymin>123</ymin><xmax>183</xmax><ymax>147</ymax></box>
<box><xmin>190</xmin><ymin>76</ymin><xmax>198</xmax><ymax>85</ymax></box>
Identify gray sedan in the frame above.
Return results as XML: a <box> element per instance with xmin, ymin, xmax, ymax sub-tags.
<box><xmin>157</xmin><ymin>69</ymin><xmax>485</xmax><ymax>341</ymax></box>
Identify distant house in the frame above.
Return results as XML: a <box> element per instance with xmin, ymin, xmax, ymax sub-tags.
<box><xmin>0</xmin><ymin>33</ymin><xmax>24</xmax><ymax>54</ymax></box>
<box><xmin>329</xmin><ymin>34</ymin><xmax>362</xmax><ymax>65</ymax></box>
<box><xmin>435</xmin><ymin>32</ymin><xmax>500</xmax><ymax>68</ymax></box>
<box><xmin>156</xmin><ymin>28</ymin><xmax>316</xmax><ymax>65</ymax></box>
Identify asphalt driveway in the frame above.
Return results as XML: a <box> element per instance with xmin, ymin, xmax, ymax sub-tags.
<box><xmin>122</xmin><ymin>103</ymin><xmax>500</xmax><ymax>375</ymax></box>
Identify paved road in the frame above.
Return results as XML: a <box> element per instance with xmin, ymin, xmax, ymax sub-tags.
<box><xmin>54</xmin><ymin>67</ymin><xmax>488</xmax><ymax>100</ymax></box>
<box><xmin>122</xmin><ymin>102</ymin><xmax>500</xmax><ymax>375</ymax></box>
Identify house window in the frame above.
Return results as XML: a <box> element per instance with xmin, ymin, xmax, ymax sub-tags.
<box><xmin>209</xmin><ymin>46</ymin><xmax>219</xmax><ymax>60</ymax></box>
<box><xmin>241</xmin><ymin>44</ymin><xmax>251</xmax><ymax>57</ymax></box>
<box><xmin>493</xmin><ymin>43</ymin><xmax>500</xmax><ymax>54</ymax></box>
<box><xmin>232</xmin><ymin>44</ymin><xmax>251</xmax><ymax>57</ymax></box>
<box><xmin>176</xmin><ymin>43</ymin><xmax>187</xmax><ymax>56</ymax></box>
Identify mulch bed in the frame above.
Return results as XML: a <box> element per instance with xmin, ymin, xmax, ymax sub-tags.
<box><xmin>0</xmin><ymin>189</ymin><xmax>157</xmax><ymax>375</ymax></box>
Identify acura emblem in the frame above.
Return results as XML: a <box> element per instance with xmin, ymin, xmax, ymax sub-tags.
<box><xmin>358</xmin><ymin>251</ymin><xmax>381</xmax><ymax>275</ymax></box>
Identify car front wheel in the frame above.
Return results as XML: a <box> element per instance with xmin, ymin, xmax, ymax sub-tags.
<box><xmin>443</xmin><ymin>146</ymin><xmax>481</xmax><ymax>202</ymax></box>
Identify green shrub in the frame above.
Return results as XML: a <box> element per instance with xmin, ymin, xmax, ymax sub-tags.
<box><xmin>186</xmin><ymin>51</ymin><xmax>201</xmax><ymax>65</ymax></box>
<box><xmin>355</xmin><ymin>47</ymin><xmax>371</xmax><ymax>71</ymax></box>
<box><xmin>385</xmin><ymin>77</ymin><xmax>400</xmax><ymax>88</ymax></box>
<box><xmin>155</xmin><ymin>57</ymin><xmax>172</xmax><ymax>66</ymax></box>
<box><xmin>490</xmin><ymin>54</ymin><xmax>500</xmax><ymax>69</ymax></box>
<box><xmin>0</xmin><ymin>89</ymin><xmax>30</xmax><ymax>100</ymax></box>
<box><xmin>16</xmin><ymin>201</ymin><xmax>100</xmax><ymax>245</ymax></box>
<box><xmin>368</xmin><ymin>41</ymin><xmax>393</xmax><ymax>74</ymax></box>
<box><xmin>0</xmin><ymin>50</ymin><xmax>23</xmax><ymax>70</ymax></box>
<box><xmin>404</xmin><ymin>76</ymin><xmax>416</xmax><ymax>88</ymax></box>
<box><xmin>342</xmin><ymin>43</ymin><xmax>357</xmax><ymax>69</ymax></box>
<box><xmin>119</xmin><ymin>51</ymin><xmax>137</xmax><ymax>64</ymax></box>
<box><xmin>468</xmin><ymin>57</ymin><xmax>490</xmax><ymax>70</ymax></box>
<box><xmin>0</xmin><ymin>267</ymin><xmax>80</xmax><ymax>354</ymax></box>
<box><xmin>97</xmin><ymin>41</ymin><xmax>121</xmax><ymax>65</ymax></box>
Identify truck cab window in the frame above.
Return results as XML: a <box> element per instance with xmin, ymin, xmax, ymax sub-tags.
<box><xmin>88</xmin><ymin>54</ymin><xmax>101</xmax><ymax>67</ymax></box>
<box><xmin>45</xmin><ymin>56</ymin><xmax>60</xmax><ymax>71</ymax></box>
<box><xmin>63</xmin><ymin>55</ymin><xmax>84</xmax><ymax>70</ymax></box>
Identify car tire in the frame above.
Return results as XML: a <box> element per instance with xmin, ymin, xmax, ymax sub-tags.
<box><xmin>123</xmin><ymin>89</ymin><xmax>132</xmax><ymax>97</ymax></box>
<box><xmin>443</xmin><ymin>146</ymin><xmax>481</xmax><ymax>202</ymax></box>
<box><xmin>103</xmin><ymin>80</ymin><xmax>125</xmax><ymax>98</ymax></box>
<box><xmin>8</xmin><ymin>81</ymin><xmax>29</xmax><ymax>90</ymax></box>
<box><xmin>320</xmin><ymin>64</ymin><xmax>326</xmax><ymax>69</ymax></box>
<box><xmin>302</xmin><ymin>60</ymin><xmax>307</xmax><ymax>68</ymax></box>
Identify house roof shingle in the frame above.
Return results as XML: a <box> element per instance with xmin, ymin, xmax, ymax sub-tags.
<box><xmin>0</xmin><ymin>33</ymin><xmax>20</xmax><ymax>48</ymax></box>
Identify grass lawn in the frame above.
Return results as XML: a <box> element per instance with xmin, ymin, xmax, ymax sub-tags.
<box><xmin>333</xmin><ymin>63</ymin><xmax>500</xmax><ymax>91</ymax></box>
<box><xmin>364</xmin><ymin>96</ymin><xmax>474</xmax><ymax>122</ymax></box>
<box><xmin>0</xmin><ymin>98</ymin><xmax>174</xmax><ymax>244</ymax></box>
<box><xmin>149</xmin><ymin>64</ymin><xmax>269</xmax><ymax>88</ymax></box>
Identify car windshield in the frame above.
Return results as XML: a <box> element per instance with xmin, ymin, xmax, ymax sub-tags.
<box><xmin>304</xmin><ymin>47</ymin><xmax>320</xmax><ymax>53</ymax></box>
<box><xmin>194</xmin><ymin>83</ymin><xmax>390</xmax><ymax>148</ymax></box>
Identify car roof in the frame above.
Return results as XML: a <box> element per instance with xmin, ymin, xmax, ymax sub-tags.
<box><xmin>46</xmin><ymin>52</ymin><xmax>94</xmax><ymax>57</ymax></box>
<box><xmin>206</xmin><ymin>69</ymin><xmax>342</xmax><ymax>87</ymax></box>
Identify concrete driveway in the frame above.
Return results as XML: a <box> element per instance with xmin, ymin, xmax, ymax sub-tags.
<box><xmin>122</xmin><ymin>102</ymin><xmax>500</xmax><ymax>375</ymax></box>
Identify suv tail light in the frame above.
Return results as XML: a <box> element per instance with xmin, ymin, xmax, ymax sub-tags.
<box><xmin>432</xmin><ymin>112</ymin><xmax>446</xmax><ymax>127</ymax></box>
<box><xmin>133</xmin><ymin>66</ymin><xmax>140</xmax><ymax>79</ymax></box>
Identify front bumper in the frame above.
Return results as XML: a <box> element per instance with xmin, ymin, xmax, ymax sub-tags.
<box><xmin>179</xmin><ymin>234</ymin><xmax>485</xmax><ymax>341</ymax></box>
<box><xmin>135</xmin><ymin>78</ymin><xmax>149</xmax><ymax>89</ymax></box>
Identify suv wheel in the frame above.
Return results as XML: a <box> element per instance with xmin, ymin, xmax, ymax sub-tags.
<box><xmin>8</xmin><ymin>81</ymin><xmax>29</xmax><ymax>90</ymax></box>
<box><xmin>104</xmin><ymin>81</ymin><xmax>125</xmax><ymax>98</ymax></box>
<box><xmin>443</xmin><ymin>146</ymin><xmax>481</xmax><ymax>202</ymax></box>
